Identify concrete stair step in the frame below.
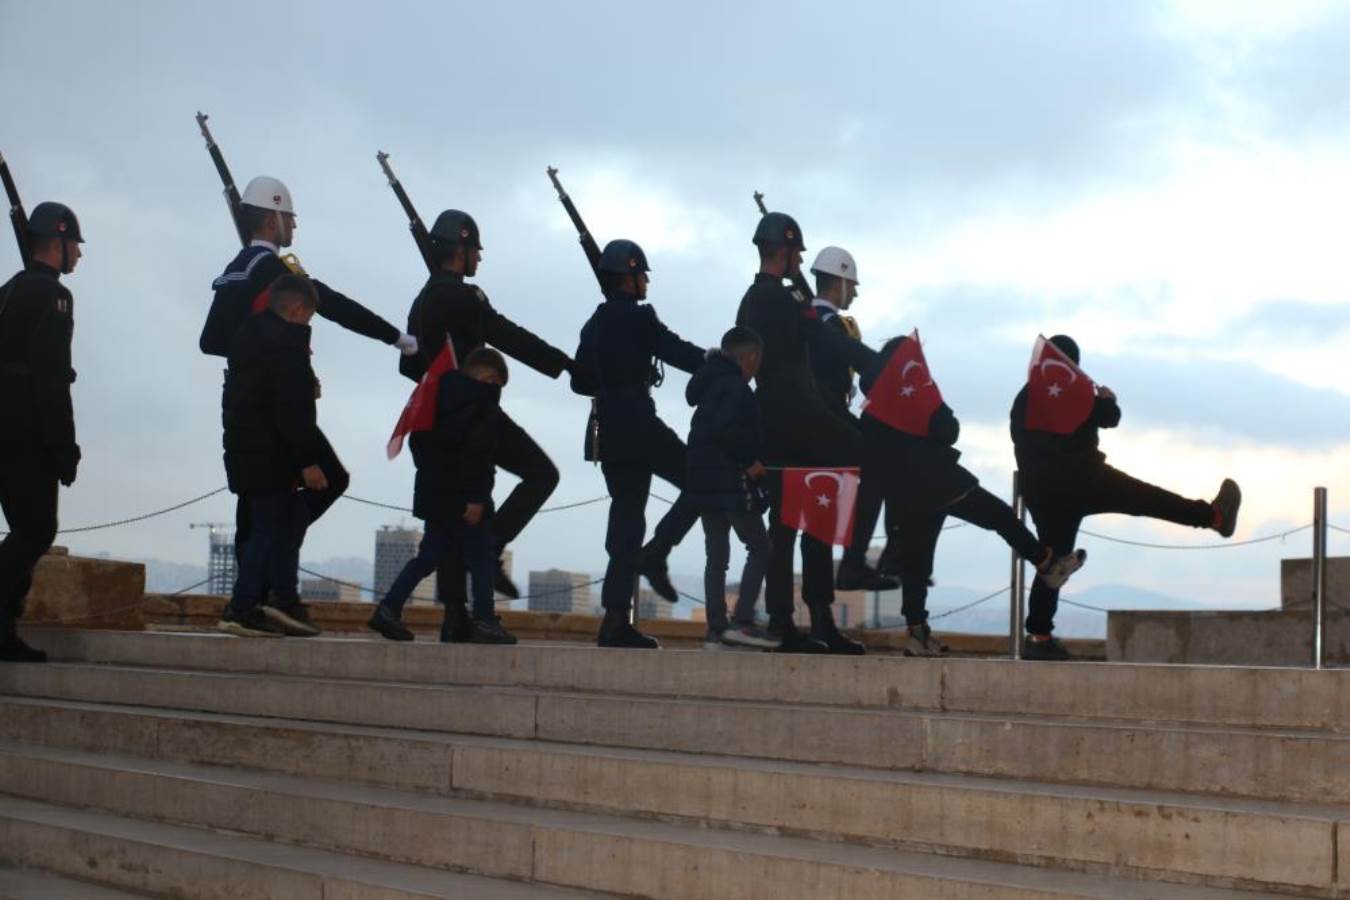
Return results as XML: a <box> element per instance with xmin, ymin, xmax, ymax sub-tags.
<box><xmin>0</xmin><ymin>698</ymin><xmax>1342</xmax><ymax>892</ymax></box>
<box><xmin>4</xmin><ymin>662</ymin><xmax>1348</xmax><ymax>804</ymax></box>
<box><xmin>0</xmin><ymin>864</ymin><xmax>155</xmax><ymax>899</ymax></box>
<box><xmin>0</xmin><ymin>796</ymin><xmax>609</xmax><ymax>900</ymax></box>
<box><xmin>0</xmin><ymin>745</ymin><xmax>1274</xmax><ymax>899</ymax></box>
<box><xmin>28</xmin><ymin>629</ymin><xmax>1350</xmax><ymax>733</ymax></box>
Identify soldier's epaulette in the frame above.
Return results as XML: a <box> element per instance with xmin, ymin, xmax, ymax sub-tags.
<box><xmin>473</xmin><ymin>286</ymin><xmax>487</xmax><ymax>303</ymax></box>
<box><xmin>789</xmin><ymin>288</ymin><xmax>808</xmax><ymax>304</ymax></box>
<box><xmin>53</xmin><ymin>294</ymin><xmax>73</xmax><ymax>316</ymax></box>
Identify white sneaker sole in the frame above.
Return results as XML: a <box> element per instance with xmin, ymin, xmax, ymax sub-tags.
<box><xmin>261</xmin><ymin>605</ymin><xmax>322</xmax><ymax>637</ymax></box>
<box><xmin>216</xmin><ymin>620</ymin><xmax>283</xmax><ymax>639</ymax></box>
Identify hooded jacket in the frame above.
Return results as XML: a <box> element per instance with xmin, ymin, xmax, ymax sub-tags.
<box><xmin>1009</xmin><ymin>385</ymin><xmax>1121</xmax><ymax>482</ymax></box>
<box><xmin>410</xmin><ymin>371</ymin><xmax>501</xmax><ymax>522</ymax></box>
<box><xmin>222</xmin><ymin>311</ymin><xmax>323</xmax><ymax>494</ymax></box>
<box><xmin>684</xmin><ymin>351</ymin><xmax>765</xmax><ymax>513</ymax></box>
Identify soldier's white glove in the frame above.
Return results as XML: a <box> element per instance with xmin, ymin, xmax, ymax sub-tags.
<box><xmin>395</xmin><ymin>333</ymin><xmax>419</xmax><ymax>356</ymax></box>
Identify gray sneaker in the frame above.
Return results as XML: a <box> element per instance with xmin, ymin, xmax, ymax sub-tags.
<box><xmin>1038</xmin><ymin>549</ymin><xmax>1087</xmax><ymax>590</ymax></box>
<box><xmin>721</xmin><ymin>623</ymin><xmax>782</xmax><ymax>650</ymax></box>
<box><xmin>702</xmin><ymin>629</ymin><xmax>728</xmax><ymax>650</ymax></box>
<box><xmin>903</xmin><ymin>624</ymin><xmax>947</xmax><ymax>658</ymax></box>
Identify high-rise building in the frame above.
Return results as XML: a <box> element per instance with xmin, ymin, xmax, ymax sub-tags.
<box><xmin>527</xmin><ymin>569</ymin><xmax>591</xmax><ymax>614</ymax></box>
<box><xmin>196</xmin><ymin>525</ymin><xmax>236</xmax><ymax>597</ymax></box>
<box><xmin>636</xmin><ymin>588</ymin><xmax>673</xmax><ymax>620</ymax></box>
<box><xmin>300</xmin><ymin>578</ymin><xmax>361</xmax><ymax>604</ymax></box>
<box><xmin>373</xmin><ymin>526</ymin><xmax>435</xmax><ymax>605</ymax></box>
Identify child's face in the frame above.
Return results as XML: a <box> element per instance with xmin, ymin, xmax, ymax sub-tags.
<box><xmin>738</xmin><ymin>349</ymin><xmax>762</xmax><ymax>381</ymax></box>
<box><xmin>468</xmin><ymin>366</ymin><xmax>504</xmax><ymax>387</ymax></box>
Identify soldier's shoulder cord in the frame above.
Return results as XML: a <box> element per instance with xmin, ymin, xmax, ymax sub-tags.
<box><xmin>279</xmin><ymin>253</ymin><xmax>307</xmax><ymax>276</ymax></box>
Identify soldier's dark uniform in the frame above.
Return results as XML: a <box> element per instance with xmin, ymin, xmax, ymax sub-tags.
<box><xmin>572</xmin><ymin>240</ymin><xmax>704</xmax><ymax>648</ymax></box>
<box><xmin>399</xmin><ymin>211</ymin><xmax>570</xmax><ymax>637</ymax></box>
<box><xmin>736</xmin><ymin>214</ymin><xmax>875</xmax><ymax>653</ymax></box>
<box><xmin>0</xmin><ymin>203</ymin><xmax>84</xmax><ymax>662</ymax></box>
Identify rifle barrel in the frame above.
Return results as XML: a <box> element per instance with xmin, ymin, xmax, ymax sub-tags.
<box><xmin>545</xmin><ymin>166</ymin><xmax>602</xmax><ymax>277</ymax></box>
<box><xmin>0</xmin><ymin>151</ymin><xmax>32</xmax><ymax>269</ymax></box>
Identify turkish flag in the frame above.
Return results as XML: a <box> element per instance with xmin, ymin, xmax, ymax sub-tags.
<box><xmin>861</xmin><ymin>329</ymin><xmax>943</xmax><ymax>437</ymax></box>
<box><xmin>780</xmin><ymin>467</ymin><xmax>860</xmax><ymax>546</ymax></box>
<box><xmin>1024</xmin><ymin>335</ymin><xmax>1096</xmax><ymax>434</ymax></box>
<box><xmin>386</xmin><ymin>339</ymin><xmax>458</xmax><ymax>459</ymax></box>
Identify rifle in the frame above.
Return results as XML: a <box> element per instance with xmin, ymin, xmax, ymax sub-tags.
<box><xmin>546</xmin><ymin>166</ymin><xmax>602</xmax><ymax>285</ymax></box>
<box><xmin>376</xmin><ymin>152</ymin><xmax>436</xmax><ymax>273</ymax></box>
<box><xmin>751</xmin><ymin>189</ymin><xmax>813</xmax><ymax>299</ymax></box>
<box><xmin>0</xmin><ymin>151</ymin><xmax>30</xmax><ymax>270</ymax></box>
<box><xmin>195</xmin><ymin>112</ymin><xmax>249</xmax><ymax>248</ymax></box>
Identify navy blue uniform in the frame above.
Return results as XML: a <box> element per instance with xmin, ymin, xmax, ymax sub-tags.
<box><xmin>572</xmin><ymin>291</ymin><xmax>704</xmax><ymax>614</ymax></box>
<box><xmin>0</xmin><ymin>262</ymin><xmax>78</xmax><ymax>641</ymax></box>
<box><xmin>736</xmin><ymin>275</ymin><xmax>874</xmax><ymax>627</ymax></box>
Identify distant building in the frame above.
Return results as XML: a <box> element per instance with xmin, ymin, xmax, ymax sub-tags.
<box><xmin>373</xmin><ymin>526</ymin><xmax>435</xmax><ymax>605</ymax></box>
<box><xmin>203</xmin><ymin>527</ymin><xmax>236</xmax><ymax>596</ymax></box>
<box><xmin>636</xmin><ymin>588</ymin><xmax>673</xmax><ymax>621</ymax></box>
<box><xmin>528</xmin><ymin>569</ymin><xmax>591</xmax><ymax>614</ymax></box>
<box><xmin>300</xmin><ymin>578</ymin><xmax>361</xmax><ymax>604</ymax></box>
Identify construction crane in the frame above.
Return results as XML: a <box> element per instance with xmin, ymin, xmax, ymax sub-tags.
<box><xmin>189</xmin><ymin>523</ymin><xmax>236</xmax><ymax>595</ymax></box>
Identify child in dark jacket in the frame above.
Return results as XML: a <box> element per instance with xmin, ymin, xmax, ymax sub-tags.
<box><xmin>685</xmin><ymin>327</ymin><xmax>779</xmax><ymax>650</ymax></box>
<box><xmin>219</xmin><ymin>275</ymin><xmax>326</xmax><ymax>639</ymax></box>
<box><xmin>368</xmin><ymin>348</ymin><xmax>516</xmax><ymax>644</ymax></box>
<box><xmin>862</xmin><ymin>335</ymin><xmax>1088</xmax><ymax>657</ymax></box>
<box><xmin>1009</xmin><ymin>334</ymin><xmax>1241</xmax><ymax>660</ymax></box>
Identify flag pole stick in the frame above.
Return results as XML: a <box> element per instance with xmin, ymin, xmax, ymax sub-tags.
<box><xmin>1010</xmin><ymin>471</ymin><xmax>1026</xmax><ymax>660</ymax></box>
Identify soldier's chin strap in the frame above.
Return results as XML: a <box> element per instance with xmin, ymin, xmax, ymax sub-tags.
<box><xmin>59</xmin><ymin>239</ymin><xmax>70</xmax><ymax>275</ymax></box>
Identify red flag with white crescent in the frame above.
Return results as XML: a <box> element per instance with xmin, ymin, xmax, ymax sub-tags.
<box><xmin>387</xmin><ymin>339</ymin><xmax>458</xmax><ymax>459</ymax></box>
<box><xmin>861</xmin><ymin>329</ymin><xmax>943</xmax><ymax>437</ymax></box>
<box><xmin>780</xmin><ymin>467</ymin><xmax>860</xmax><ymax>546</ymax></box>
<box><xmin>1024</xmin><ymin>335</ymin><xmax>1096</xmax><ymax>434</ymax></box>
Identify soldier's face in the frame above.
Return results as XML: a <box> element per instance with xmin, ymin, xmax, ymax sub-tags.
<box><xmin>841</xmin><ymin>280</ymin><xmax>857</xmax><ymax>309</ymax></box>
<box><xmin>789</xmin><ymin>249</ymin><xmax>803</xmax><ymax>276</ymax></box>
<box><xmin>62</xmin><ymin>239</ymin><xmax>82</xmax><ymax>273</ymax></box>
<box><xmin>465</xmin><ymin>247</ymin><xmax>481</xmax><ymax>277</ymax></box>
<box><xmin>276</xmin><ymin>212</ymin><xmax>296</xmax><ymax>248</ymax></box>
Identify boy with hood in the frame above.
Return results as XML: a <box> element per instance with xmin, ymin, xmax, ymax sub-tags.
<box><xmin>1010</xmin><ymin>334</ymin><xmax>1241</xmax><ymax>661</ymax></box>
<box><xmin>863</xmin><ymin>335</ymin><xmax>1089</xmax><ymax>657</ymax></box>
<box><xmin>685</xmin><ymin>326</ymin><xmax>779</xmax><ymax>650</ymax></box>
<box><xmin>367</xmin><ymin>348</ymin><xmax>516</xmax><ymax>644</ymax></box>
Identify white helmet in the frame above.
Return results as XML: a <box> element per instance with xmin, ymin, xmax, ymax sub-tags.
<box><xmin>810</xmin><ymin>246</ymin><xmax>859</xmax><ymax>285</ymax></box>
<box><xmin>241</xmin><ymin>176</ymin><xmax>295</xmax><ymax>215</ymax></box>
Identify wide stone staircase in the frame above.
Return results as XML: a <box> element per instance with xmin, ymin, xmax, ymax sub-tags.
<box><xmin>0</xmin><ymin>629</ymin><xmax>1347</xmax><ymax>898</ymax></box>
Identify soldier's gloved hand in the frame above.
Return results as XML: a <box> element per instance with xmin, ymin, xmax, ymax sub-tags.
<box><xmin>58</xmin><ymin>444</ymin><xmax>81</xmax><ymax>487</ymax></box>
<box><xmin>395</xmin><ymin>333</ymin><xmax>419</xmax><ymax>356</ymax></box>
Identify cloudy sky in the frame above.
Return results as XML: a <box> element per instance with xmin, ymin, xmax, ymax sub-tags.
<box><xmin>4</xmin><ymin>0</ymin><xmax>1350</xmax><ymax>614</ymax></box>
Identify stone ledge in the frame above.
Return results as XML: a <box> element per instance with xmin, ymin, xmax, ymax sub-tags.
<box><xmin>21</xmin><ymin>554</ymin><xmax>144</xmax><ymax>631</ymax></box>
<box><xmin>142</xmin><ymin>594</ymin><xmax>1103</xmax><ymax>658</ymax></box>
<box><xmin>1108</xmin><ymin>607</ymin><xmax>1350</xmax><ymax>666</ymax></box>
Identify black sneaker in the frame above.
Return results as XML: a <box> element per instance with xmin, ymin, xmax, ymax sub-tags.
<box><xmin>771</xmin><ymin>627</ymin><xmax>828</xmax><ymax>654</ymax></box>
<box><xmin>635</xmin><ymin>548</ymin><xmax>678</xmax><ymax>603</ymax></box>
<box><xmin>470</xmin><ymin>615</ymin><xmax>518</xmax><ymax>645</ymax></box>
<box><xmin>494</xmin><ymin>557</ymin><xmax>521</xmax><ymax>600</ymax></box>
<box><xmin>262</xmin><ymin>596</ymin><xmax>321</xmax><ymax>637</ymax></box>
<box><xmin>0</xmin><ymin>635</ymin><xmax>48</xmax><ymax>663</ymax></box>
<box><xmin>1212</xmin><ymin>478</ymin><xmax>1242</xmax><ymax>539</ymax></box>
<box><xmin>597</xmin><ymin>621</ymin><xmax>660</xmax><ymax>649</ymax></box>
<box><xmin>1023</xmin><ymin>636</ymin><xmax>1072</xmax><ymax>661</ymax></box>
<box><xmin>367</xmin><ymin>606</ymin><xmax>414</xmax><ymax>642</ymax></box>
<box><xmin>217</xmin><ymin>606</ymin><xmax>285</xmax><ymax>638</ymax></box>
<box><xmin>440</xmin><ymin>603</ymin><xmax>474</xmax><ymax>643</ymax></box>
<box><xmin>835</xmin><ymin>560</ymin><xmax>899</xmax><ymax>592</ymax></box>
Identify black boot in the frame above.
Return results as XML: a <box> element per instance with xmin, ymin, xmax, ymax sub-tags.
<box><xmin>367</xmin><ymin>606</ymin><xmax>415</xmax><ymax>642</ymax></box>
<box><xmin>808</xmin><ymin>603</ymin><xmax>865</xmax><ymax>655</ymax></box>
<box><xmin>439</xmin><ymin>602</ymin><xmax>474</xmax><ymax>644</ymax></box>
<box><xmin>0</xmin><ymin>627</ymin><xmax>47</xmax><ymax>663</ymax></box>
<box><xmin>769</xmin><ymin>619</ymin><xmax>827</xmax><ymax>654</ymax></box>
<box><xmin>470</xmin><ymin>615</ymin><xmax>518</xmax><ymax>645</ymax></box>
<box><xmin>494</xmin><ymin>556</ymin><xmax>521</xmax><ymax>600</ymax></box>
<box><xmin>835</xmin><ymin>559</ymin><xmax>899</xmax><ymax>592</ymax></box>
<box><xmin>634</xmin><ymin>543</ymin><xmax>678</xmax><ymax>603</ymax></box>
<box><xmin>597</xmin><ymin>612</ymin><xmax>660</xmax><ymax>649</ymax></box>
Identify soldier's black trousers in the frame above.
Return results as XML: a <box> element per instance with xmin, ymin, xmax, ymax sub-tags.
<box><xmin>435</xmin><ymin>409</ymin><xmax>559</xmax><ymax>606</ymax></box>
<box><xmin>234</xmin><ymin>430</ymin><xmax>350</xmax><ymax>593</ymax></box>
<box><xmin>598</xmin><ymin>420</ymin><xmax>698</xmax><ymax>615</ymax></box>
<box><xmin>1023</xmin><ymin>463</ymin><xmax>1212</xmax><ymax>635</ymax></box>
<box><xmin>0</xmin><ymin>456</ymin><xmax>58</xmax><ymax>638</ymax></box>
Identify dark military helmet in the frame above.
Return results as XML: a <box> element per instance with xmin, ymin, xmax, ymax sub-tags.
<box><xmin>429</xmin><ymin>209</ymin><xmax>482</xmax><ymax>250</ymax></box>
<box><xmin>752</xmin><ymin>211</ymin><xmax>803</xmax><ymax>252</ymax></box>
<box><xmin>27</xmin><ymin>202</ymin><xmax>84</xmax><ymax>243</ymax></box>
<box><xmin>597</xmin><ymin>239</ymin><xmax>650</xmax><ymax>275</ymax></box>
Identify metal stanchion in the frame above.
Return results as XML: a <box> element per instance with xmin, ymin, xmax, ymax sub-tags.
<box><xmin>1010</xmin><ymin>471</ymin><xmax>1026</xmax><ymax>660</ymax></box>
<box><xmin>1313</xmin><ymin>486</ymin><xmax>1328</xmax><ymax>669</ymax></box>
<box><xmin>630</xmin><ymin>575</ymin><xmax>642</xmax><ymax>627</ymax></box>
